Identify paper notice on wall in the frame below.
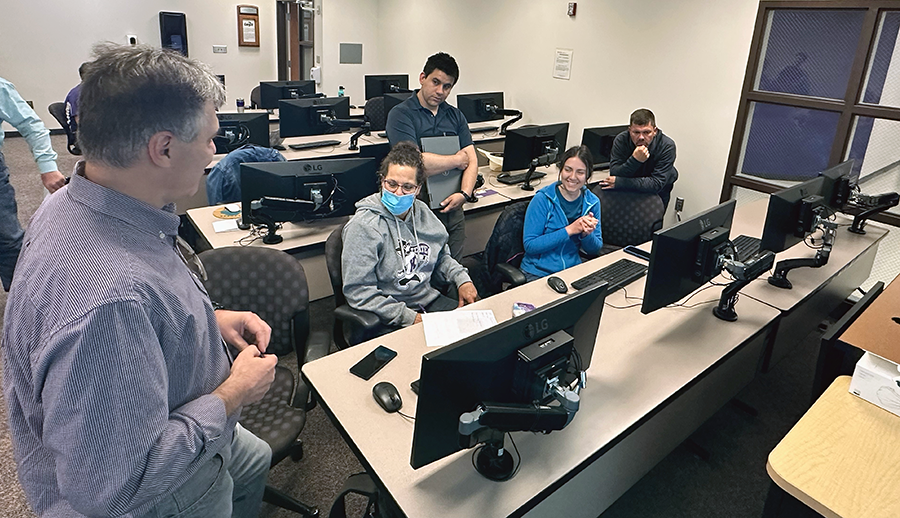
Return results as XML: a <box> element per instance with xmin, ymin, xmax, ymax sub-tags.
<box><xmin>243</xmin><ymin>19</ymin><xmax>257</xmax><ymax>43</ymax></box>
<box><xmin>553</xmin><ymin>48</ymin><xmax>574</xmax><ymax>80</ymax></box>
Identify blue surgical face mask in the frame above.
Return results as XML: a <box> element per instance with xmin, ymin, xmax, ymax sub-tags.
<box><xmin>381</xmin><ymin>189</ymin><xmax>415</xmax><ymax>216</ymax></box>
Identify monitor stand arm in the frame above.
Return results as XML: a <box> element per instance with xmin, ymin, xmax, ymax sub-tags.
<box><xmin>521</xmin><ymin>148</ymin><xmax>560</xmax><ymax>191</ymax></box>
<box><xmin>497</xmin><ymin>109</ymin><xmax>522</xmax><ymax>135</ymax></box>
<box><xmin>715</xmin><ymin>250</ymin><xmax>776</xmax><ymax>321</ymax></box>
<box><xmin>348</xmin><ymin>121</ymin><xmax>372</xmax><ymax>151</ymax></box>
<box><xmin>250</xmin><ymin>197</ymin><xmax>316</xmax><ymax>245</ymax></box>
<box><xmin>768</xmin><ymin>221</ymin><xmax>837</xmax><ymax>289</ymax></box>
<box><xmin>458</xmin><ymin>381</ymin><xmax>580</xmax><ymax>481</ymax></box>
<box><xmin>322</xmin><ymin>116</ymin><xmax>370</xmax><ymax>150</ymax></box>
<box><xmin>848</xmin><ymin>192</ymin><xmax>899</xmax><ymax>235</ymax></box>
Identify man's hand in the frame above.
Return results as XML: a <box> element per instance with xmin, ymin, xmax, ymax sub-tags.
<box><xmin>457</xmin><ymin>281</ymin><xmax>479</xmax><ymax>307</ymax></box>
<box><xmin>41</xmin><ymin>171</ymin><xmax>66</xmax><ymax>193</ymax></box>
<box><xmin>440</xmin><ymin>192</ymin><xmax>466</xmax><ymax>212</ymax></box>
<box><xmin>599</xmin><ymin>176</ymin><xmax>616</xmax><ymax>190</ymax></box>
<box><xmin>216</xmin><ymin>310</ymin><xmax>272</xmax><ymax>354</ymax></box>
<box><xmin>455</xmin><ymin>149</ymin><xmax>470</xmax><ymax>171</ymax></box>
<box><xmin>213</xmin><ymin>345</ymin><xmax>278</xmax><ymax>415</ymax></box>
<box><xmin>632</xmin><ymin>145</ymin><xmax>650</xmax><ymax>162</ymax></box>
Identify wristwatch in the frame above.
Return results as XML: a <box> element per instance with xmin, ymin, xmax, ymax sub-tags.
<box><xmin>458</xmin><ymin>190</ymin><xmax>477</xmax><ymax>203</ymax></box>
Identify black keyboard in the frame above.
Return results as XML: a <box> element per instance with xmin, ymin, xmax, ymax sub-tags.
<box><xmin>470</xmin><ymin>125</ymin><xmax>499</xmax><ymax>133</ymax></box>
<box><xmin>571</xmin><ymin>258</ymin><xmax>648</xmax><ymax>293</ymax></box>
<box><xmin>731</xmin><ymin>234</ymin><xmax>762</xmax><ymax>262</ymax></box>
<box><xmin>288</xmin><ymin>139</ymin><xmax>341</xmax><ymax>150</ymax></box>
<box><xmin>496</xmin><ymin>171</ymin><xmax>547</xmax><ymax>185</ymax></box>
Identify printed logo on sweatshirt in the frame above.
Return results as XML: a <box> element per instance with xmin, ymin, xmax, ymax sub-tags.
<box><xmin>393</xmin><ymin>239</ymin><xmax>431</xmax><ymax>290</ymax></box>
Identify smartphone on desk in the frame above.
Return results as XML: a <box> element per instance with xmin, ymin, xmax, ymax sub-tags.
<box><xmin>349</xmin><ymin>345</ymin><xmax>397</xmax><ymax>380</ymax></box>
<box><xmin>623</xmin><ymin>245</ymin><xmax>651</xmax><ymax>262</ymax></box>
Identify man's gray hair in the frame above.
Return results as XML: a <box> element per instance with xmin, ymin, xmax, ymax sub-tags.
<box><xmin>78</xmin><ymin>42</ymin><xmax>226</xmax><ymax>168</ymax></box>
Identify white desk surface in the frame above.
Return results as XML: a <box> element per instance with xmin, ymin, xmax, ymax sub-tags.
<box><xmin>188</xmin><ymin>164</ymin><xmax>529</xmax><ymax>253</ymax></box>
<box><xmin>302</xmin><ymin>248</ymin><xmax>780</xmax><ymax>518</ymax></box>
<box><xmin>731</xmin><ymin>199</ymin><xmax>888</xmax><ymax>312</ymax></box>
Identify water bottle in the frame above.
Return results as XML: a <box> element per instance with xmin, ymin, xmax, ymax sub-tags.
<box><xmin>338</xmin><ymin>86</ymin><xmax>345</xmax><ymax>97</ymax></box>
<box><xmin>236</xmin><ymin>98</ymin><xmax>245</xmax><ymax>113</ymax></box>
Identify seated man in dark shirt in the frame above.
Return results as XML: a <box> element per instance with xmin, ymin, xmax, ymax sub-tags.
<box><xmin>600</xmin><ymin>108</ymin><xmax>678</xmax><ymax>209</ymax></box>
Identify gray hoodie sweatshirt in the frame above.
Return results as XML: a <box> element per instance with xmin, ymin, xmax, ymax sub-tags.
<box><xmin>341</xmin><ymin>193</ymin><xmax>472</xmax><ymax>327</ymax></box>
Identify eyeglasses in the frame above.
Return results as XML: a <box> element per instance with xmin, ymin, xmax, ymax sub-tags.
<box><xmin>383</xmin><ymin>178</ymin><xmax>419</xmax><ymax>195</ymax></box>
<box><xmin>175</xmin><ymin>235</ymin><xmax>208</xmax><ymax>282</ymax></box>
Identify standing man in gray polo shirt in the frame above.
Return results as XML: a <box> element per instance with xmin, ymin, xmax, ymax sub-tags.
<box><xmin>385</xmin><ymin>52</ymin><xmax>478</xmax><ymax>261</ymax></box>
<box><xmin>3</xmin><ymin>43</ymin><xmax>277</xmax><ymax>518</ymax></box>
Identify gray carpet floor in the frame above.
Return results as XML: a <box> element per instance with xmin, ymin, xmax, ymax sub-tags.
<box><xmin>0</xmin><ymin>134</ymin><xmax>830</xmax><ymax>518</ymax></box>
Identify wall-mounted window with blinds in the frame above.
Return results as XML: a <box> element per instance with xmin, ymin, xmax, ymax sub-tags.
<box><xmin>721</xmin><ymin>1</ymin><xmax>900</xmax><ymax>226</ymax></box>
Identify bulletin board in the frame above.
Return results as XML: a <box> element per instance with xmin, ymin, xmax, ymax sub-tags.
<box><xmin>238</xmin><ymin>5</ymin><xmax>260</xmax><ymax>47</ymax></box>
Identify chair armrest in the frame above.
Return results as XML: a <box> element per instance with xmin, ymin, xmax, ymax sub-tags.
<box><xmin>334</xmin><ymin>304</ymin><xmax>382</xmax><ymax>330</ymax></box>
<box><xmin>496</xmin><ymin>263</ymin><xmax>527</xmax><ymax>289</ymax></box>
<box><xmin>304</xmin><ymin>330</ymin><xmax>331</xmax><ymax>365</ymax></box>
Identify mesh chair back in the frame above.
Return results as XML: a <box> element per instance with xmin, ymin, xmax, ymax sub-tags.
<box><xmin>200</xmin><ymin>246</ymin><xmax>309</xmax><ymax>357</ymax></box>
<box><xmin>483</xmin><ymin>201</ymin><xmax>529</xmax><ymax>293</ymax></box>
<box><xmin>325</xmin><ymin>223</ymin><xmax>348</xmax><ymax>307</ymax></box>
<box><xmin>594</xmin><ymin>188</ymin><xmax>665</xmax><ymax>248</ymax></box>
<box><xmin>365</xmin><ymin>96</ymin><xmax>387</xmax><ymax>131</ymax></box>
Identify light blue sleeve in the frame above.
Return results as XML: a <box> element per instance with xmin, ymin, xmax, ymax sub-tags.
<box><xmin>0</xmin><ymin>78</ymin><xmax>59</xmax><ymax>173</ymax></box>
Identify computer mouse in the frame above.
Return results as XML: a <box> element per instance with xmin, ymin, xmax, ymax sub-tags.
<box><xmin>372</xmin><ymin>381</ymin><xmax>402</xmax><ymax>413</ymax></box>
<box><xmin>547</xmin><ymin>276</ymin><xmax>568</xmax><ymax>294</ymax></box>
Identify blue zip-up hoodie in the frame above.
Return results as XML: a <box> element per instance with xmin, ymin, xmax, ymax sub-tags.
<box><xmin>520</xmin><ymin>182</ymin><xmax>603</xmax><ymax>278</ymax></box>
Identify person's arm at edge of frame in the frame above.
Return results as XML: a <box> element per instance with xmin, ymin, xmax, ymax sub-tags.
<box><xmin>213</xmin><ymin>309</ymin><xmax>277</xmax><ymax>416</ymax></box>
<box><xmin>433</xmin><ymin>241</ymin><xmax>477</xmax><ymax>307</ymax></box>
<box><xmin>0</xmin><ymin>79</ymin><xmax>65</xmax><ymax>192</ymax></box>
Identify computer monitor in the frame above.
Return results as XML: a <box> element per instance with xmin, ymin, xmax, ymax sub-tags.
<box><xmin>457</xmin><ymin>92</ymin><xmax>505</xmax><ymax>123</ymax></box>
<box><xmin>581</xmin><ymin>125</ymin><xmax>629</xmax><ymax>170</ymax></box>
<box><xmin>383</xmin><ymin>92</ymin><xmax>413</xmax><ymax>117</ymax></box>
<box><xmin>239</xmin><ymin>158</ymin><xmax>378</xmax><ymax>240</ymax></box>
<box><xmin>364</xmin><ymin>74</ymin><xmax>410</xmax><ymax>100</ymax></box>
<box><xmin>641</xmin><ymin>200</ymin><xmax>737</xmax><ymax>315</ymax></box>
<box><xmin>759</xmin><ymin>176</ymin><xmax>827</xmax><ymax>254</ymax></box>
<box><xmin>214</xmin><ymin>112</ymin><xmax>269</xmax><ymax>154</ymax></box>
<box><xmin>501</xmin><ymin>123</ymin><xmax>569</xmax><ymax>171</ymax></box>
<box><xmin>279</xmin><ymin>97</ymin><xmax>351</xmax><ymax>138</ymax></box>
<box><xmin>410</xmin><ymin>281</ymin><xmax>607</xmax><ymax>476</ymax></box>
<box><xmin>258</xmin><ymin>80</ymin><xmax>317</xmax><ymax>109</ymax></box>
<box><xmin>819</xmin><ymin>159</ymin><xmax>857</xmax><ymax>210</ymax></box>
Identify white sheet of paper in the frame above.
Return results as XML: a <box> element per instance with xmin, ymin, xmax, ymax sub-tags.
<box><xmin>422</xmin><ymin>310</ymin><xmax>498</xmax><ymax>348</ymax></box>
<box><xmin>212</xmin><ymin>219</ymin><xmax>239</xmax><ymax>233</ymax></box>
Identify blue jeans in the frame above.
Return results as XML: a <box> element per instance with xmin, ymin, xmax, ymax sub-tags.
<box><xmin>143</xmin><ymin>423</ymin><xmax>271</xmax><ymax>518</ymax></box>
<box><xmin>0</xmin><ymin>151</ymin><xmax>24</xmax><ymax>291</ymax></box>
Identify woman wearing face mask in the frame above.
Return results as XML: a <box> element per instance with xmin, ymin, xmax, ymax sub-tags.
<box><xmin>341</xmin><ymin>141</ymin><xmax>478</xmax><ymax>330</ymax></box>
<box><xmin>520</xmin><ymin>145</ymin><xmax>603</xmax><ymax>281</ymax></box>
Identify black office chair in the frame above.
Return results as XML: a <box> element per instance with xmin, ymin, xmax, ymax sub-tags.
<box><xmin>364</xmin><ymin>96</ymin><xmax>387</xmax><ymax>132</ymax></box>
<box><xmin>325</xmin><ymin>223</ymin><xmax>391</xmax><ymax>349</ymax></box>
<box><xmin>250</xmin><ymin>86</ymin><xmax>262</xmax><ymax>110</ymax></box>
<box><xmin>480</xmin><ymin>201</ymin><xmax>529</xmax><ymax>296</ymax></box>
<box><xmin>47</xmin><ymin>102</ymin><xmax>81</xmax><ymax>155</ymax></box>
<box><xmin>592</xmin><ymin>188</ymin><xmax>665</xmax><ymax>256</ymax></box>
<box><xmin>200</xmin><ymin>246</ymin><xmax>330</xmax><ymax>517</ymax></box>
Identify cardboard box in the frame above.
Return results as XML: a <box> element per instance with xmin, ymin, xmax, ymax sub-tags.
<box><xmin>849</xmin><ymin>352</ymin><xmax>900</xmax><ymax>418</ymax></box>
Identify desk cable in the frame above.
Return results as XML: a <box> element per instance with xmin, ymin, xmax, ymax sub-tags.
<box><xmin>471</xmin><ymin>432</ymin><xmax>521</xmax><ymax>482</ymax></box>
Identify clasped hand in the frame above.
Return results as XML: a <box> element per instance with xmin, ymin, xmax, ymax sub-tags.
<box><xmin>566</xmin><ymin>212</ymin><xmax>598</xmax><ymax>237</ymax></box>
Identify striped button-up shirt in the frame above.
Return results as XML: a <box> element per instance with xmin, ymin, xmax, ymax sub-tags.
<box><xmin>2</xmin><ymin>164</ymin><xmax>235</xmax><ymax>517</ymax></box>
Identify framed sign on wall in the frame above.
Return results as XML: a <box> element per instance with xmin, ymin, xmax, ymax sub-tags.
<box><xmin>238</xmin><ymin>5</ymin><xmax>260</xmax><ymax>47</ymax></box>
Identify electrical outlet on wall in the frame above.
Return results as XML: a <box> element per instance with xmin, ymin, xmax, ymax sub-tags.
<box><xmin>674</xmin><ymin>197</ymin><xmax>685</xmax><ymax>212</ymax></box>
<box><xmin>212</xmin><ymin>45</ymin><xmax>227</xmax><ymax>54</ymax></box>
<box><xmin>567</xmin><ymin>2</ymin><xmax>577</xmax><ymax>16</ymax></box>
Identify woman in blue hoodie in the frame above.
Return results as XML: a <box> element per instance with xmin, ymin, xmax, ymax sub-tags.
<box><xmin>520</xmin><ymin>145</ymin><xmax>603</xmax><ymax>281</ymax></box>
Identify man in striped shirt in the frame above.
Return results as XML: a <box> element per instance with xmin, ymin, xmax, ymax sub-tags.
<box><xmin>3</xmin><ymin>43</ymin><xmax>278</xmax><ymax>517</ymax></box>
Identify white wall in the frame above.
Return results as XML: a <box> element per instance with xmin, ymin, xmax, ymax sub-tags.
<box><xmin>317</xmin><ymin>0</ymin><xmax>383</xmax><ymax>103</ymax></box>
<box><xmin>373</xmin><ymin>0</ymin><xmax>760</xmax><ymax>218</ymax></box>
<box><xmin>0</xmin><ymin>0</ymin><xmax>278</xmax><ymax>131</ymax></box>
